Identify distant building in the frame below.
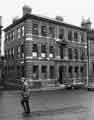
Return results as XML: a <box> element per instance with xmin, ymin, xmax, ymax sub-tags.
<box><xmin>0</xmin><ymin>16</ymin><xmax>3</xmax><ymax>85</ymax></box>
<box><xmin>4</xmin><ymin>6</ymin><xmax>88</xmax><ymax>88</ymax></box>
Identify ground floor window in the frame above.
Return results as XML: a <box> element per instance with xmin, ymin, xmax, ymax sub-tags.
<box><xmin>50</xmin><ymin>66</ymin><xmax>55</xmax><ymax>79</ymax></box>
<box><xmin>41</xmin><ymin>65</ymin><xmax>47</xmax><ymax>79</ymax></box>
<box><xmin>75</xmin><ymin>66</ymin><xmax>79</xmax><ymax>77</ymax></box>
<box><xmin>21</xmin><ymin>64</ymin><xmax>24</xmax><ymax>77</ymax></box>
<box><xmin>32</xmin><ymin>65</ymin><xmax>39</xmax><ymax>79</ymax></box>
<box><xmin>68</xmin><ymin>66</ymin><xmax>73</xmax><ymax>78</ymax></box>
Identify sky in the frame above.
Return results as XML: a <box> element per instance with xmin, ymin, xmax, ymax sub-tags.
<box><xmin>0</xmin><ymin>0</ymin><xmax>94</xmax><ymax>28</ymax></box>
<box><xmin>1</xmin><ymin>0</ymin><xmax>94</xmax><ymax>55</ymax></box>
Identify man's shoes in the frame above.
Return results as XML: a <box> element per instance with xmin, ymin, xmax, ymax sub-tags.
<box><xmin>26</xmin><ymin>111</ymin><xmax>30</xmax><ymax>114</ymax></box>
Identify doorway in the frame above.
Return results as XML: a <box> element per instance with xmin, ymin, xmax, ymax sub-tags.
<box><xmin>59</xmin><ymin>66</ymin><xmax>64</xmax><ymax>84</ymax></box>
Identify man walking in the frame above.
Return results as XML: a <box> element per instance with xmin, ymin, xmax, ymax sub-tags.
<box><xmin>21</xmin><ymin>82</ymin><xmax>31</xmax><ymax>114</ymax></box>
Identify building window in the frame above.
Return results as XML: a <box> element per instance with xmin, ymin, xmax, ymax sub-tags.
<box><xmin>32</xmin><ymin>44</ymin><xmax>38</xmax><ymax>57</ymax></box>
<box><xmin>75</xmin><ymin>66</ymin><xmax>79</xmax><ymax>76</ymax></box>
<box><xmin>74</xmin><ymin>32</ymin><xmax>78</xmax><ymax>41</ymax></box>
<box><xmin>41</xmin><ymin>25</ymin><xmax>47</xmax><ymax>36</ymax></box>
<box><xmin>41</xmin><ymin>65</ymin><xmax>47</xmax><ymax>79</ymax></box>
<box><xmin>11</xmin><ymin>48</ymin><xmax>14</xmax><ymax>57</ymax></box>
<box><xmin>21</xmin><ymin>26</ymin><xmax>24</xmax><ymax>37</ymax></box>
<box><xmin>60</xmin><ymin>47</ymin><xmax>64</xmax><ymax>59</ymax></box>
<box><xmin>7</xmin><ymin>49</ymin><xmax>10</xmax><ymax>57</ymax></box>
<box><xmin>5</xmin><ymin>50</ymin><xmax>8</xmax><ymax>59</ymax></box>
<box><xmin>33</xmin><ymin>65</ymin><xmax>39</xmax><ymax>79</ymax></box>
<box><xmin>5</xmin><ymin>34</ymin><xmax>8</xmax><ymax>42</ymax></box>
<box><xmin>50</xmin><ymin>66</ymin><xmax>55</xmax><ymax>79</ymax></box>
<box><xmin>8</xmin><ymin>33</ymin><xmax>11</xmax><ymax>41</ymax></box>
<box><xmin>32</xmin><ymin>44</ymin><xmax>38</xmax><ymax>52</ymax></box>
<box><xmin>49</xmin><ymin>46</ymin><xmax>54</xmax><ymax>57</ymax></box>
<box><xmin>13</xmin><ymin>31</ymin><xmax>15</xmax><ymax>40</ymax></box>
<box><xmin>32</xmin><ymin>23</ymin><xmax>39</xmax><ymax>35</ymax></box>
<box><xmin>74</xmin><ymin>49</ymin><xmax>78</xmax><ymax>60</ymax></box>
<box><xmin>17</xmin><ymin>46</ymin><xmax>21</xmax><ymax>58</ymax></box>
<box><xmin>41</xmin><ymin>44</ymin><xmax>46</xmax><ymax>53</ymax></box>
<box><xmin>21</xmin><ymin>44</ymin><xmax>24</xmax><ymax>58</ymax></box>
<box><xmin>69</xmin><ymin>66</ymin><xmax>73</xmax><ymax>77</ymax></box>
<box><xmin>68</xmin><ymin>30</ymin><xmax>72</xmax><ymax>41</ymax></box>
<box><xmin>17</xmin><ymin>28</ymin><xmax>21</xmax><ymax>39</ymax></box>
<box><xmin>80</xmin><ymin>48</ymin><xmax>85</xmax><ymax>60</ymax></box>
<box><xmin>49</xmin><ymin>25</ymin><xmax>55</xmax><ymax>38</ymax></box>
<box><xmin>80</xmin><ymin>66</ymin><xmax>84</xmax><ymax>76</ymax></box>
<box><xmin>68</xmin><ymin>48</ymin><xmax>72</xmax><ymax>59</ymax></box>
<box><xmin>59</xmin><ymin>28</ymin><xmax>64</xmax><ymax>39</ymax></box>
<box><xmin>9</xmin><ymin>49</ymin><xmax>11</xmax><ymax>56</ymax></box>
<box><xmin>21</xmin><ymin>64</ymin><xmax>24</xmax><ymax>77</ymax></box>
<box><xmin>81</xmin><ymin>33</ymin><xmax>84</xmax><ymax>42</ymax></box>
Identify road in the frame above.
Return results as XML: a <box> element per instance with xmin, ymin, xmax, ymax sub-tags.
<box><xmin>0</xmin><ymin>89</ymin><xmax>94</xmax><ymax>120</ymax></box>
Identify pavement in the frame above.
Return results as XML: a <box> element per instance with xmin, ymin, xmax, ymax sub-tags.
<box><xmin>0</xmin><ymin>88</ymin><xmax>94</xmax><ymax>120</ymax></box>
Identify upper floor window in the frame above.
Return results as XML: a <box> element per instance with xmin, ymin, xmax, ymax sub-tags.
<box><xmin>80</xmin><ymin>48</ymin><xmax>85</xmax><ymax>60</ymax></box>
<box><xmin>17</xmin><ymin>46</ymin><xmax>21</xmax><ymax>57</ymax></box>
<box><xmin>59</xmin><ymin>28</ymin><xmax>64</xmax><ymax>39</ymax></box>
<box><xmin>12</xmin><ymin>31</ymin><xmax>15</xmax><ymax>40</ymax></box>
<box><xmin>60</xmin><ymin>47</ymin><xmax>64</xmax><ymax>59</ymax></box>
<box><xmin>8</xmin><ymin>32</ymin><xmax>11</xmax><ymax>41</ymax></box>
<box><xmin>49</xmin><ymin>25</ymin><xmax>55</xmax><ymax>38</ymax></box>
<box><xmin>69</xmin><ymin>66</ymin><xmax>73</xmax><ymax>77</ymax></box>
<box><xmin>75</xmin><ymin>66</ymin><xmax>79</xmax><ymax>76</ymax></box>
<box><xmin>41</xmin><ymin>65</ymin><xmax>47</xmax><ymax>79</ymax></box>
<box><xmin>17</xmin><ymin>28</ymin><xmax>21</xmax><ymax>39</ymax></box>
<box><xmin>21</xmin><ymin>26</ymin><xmax>24</xmax><ymax>37</ymax></box>
<box><xmin>68</xmin><ymin>48</ymin><xmax>72</xmax><ymax>59</ymax></box>
<box><xmin>49</xmin><ymin>46</ymin><xmax>54</xmax><ymax>54</ymax></box>
<box><xmin>32</xmin><ymin>23</ymin><xmax>39</xmax><ymax>35</ymax></box>
<box><xmin>5</xmin><ymin>34</ymin><xmax>8</xmax><ymax>42</ymax></box>
<box><xmin>8</xmin><ymin>49</ymin><xmax>11</xmax><ymax>56</ymax></box>
<box><xmin>68</xmin><ymin>30</ymin><xmax>72</xmax><ymax>41</ymax></box>
<box><xmin>41</xmin><ymin>44</ymin><xmax>46</xmax><ymax>53</ymax></box>
<box><xmin>11</xmin><ymin>48</ymin><xmax>14</xmax><ymax>57</ymax></box>
<box><xmin>32</xmin><ymin>44</ymin><xmax>38</xmax><ymax>53</ymax></box>
<box><xmin>5</xmin><ymin>50</ymin><xmax>7</xmax><ymax>58</ymax></box>
<box><xmin>41</xmin><ymin>25</ymin><xmax>47</xmax><ymax>36</ymax></box>
<box><xmin>74</xmin><ymin>32</ymin><xmax>78</xmax><ymax>41</ymax></box>
<box><xmin>80</xmin><ymin>66</ymin><xmax>84</xmax><ymax>76</ymax></box>
<box><xmin>21</xmin><ymin>44</ymin><xmax>24</xmax><ymax>58</ymax></box>
<box><xmin>81</xmin><ymin>33</ymin><xmax>85</xmax><ymax>43</ymax></box>
<box><xmin>74</xmin><ymin>48</ymin><xmax>79</xmax><ymax>60</ymax></box>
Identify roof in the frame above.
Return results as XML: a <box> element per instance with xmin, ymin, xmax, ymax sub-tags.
<box><xmin>4</xmin><ymin>14</ymin><xmax>87</xmax><ymax>32</ymax></box>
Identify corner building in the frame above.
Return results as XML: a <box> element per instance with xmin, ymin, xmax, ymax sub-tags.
<box><xmin>87</xmin><ymin>30</ymin><xmax>94</xmax><ymax>84</ymax></box>
<box><xmin>4</xmin><ymin>6</ymin><xmax>88</xmax><ymax>88</ymax></box>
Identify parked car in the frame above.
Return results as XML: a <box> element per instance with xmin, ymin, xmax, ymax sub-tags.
<box><xmin>65</xmin><ymin>84</ymin><xmax>72</xmax><ymax>90</ymax></box>
<box><xmin>88</xmin><ymin>82</ymin><xmax>94</xmax><ymax>91</ymax></box>
<box><xmin>71</xmin><ymin>82</ymin><xmax>84</xmax><ymax>89</ymax></box>
<box><xmin>59</xmin><ymin>84</ymin><xmax>66</xmax><ymax>89</ymax></box>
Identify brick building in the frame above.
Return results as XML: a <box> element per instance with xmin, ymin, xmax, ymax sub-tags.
<box><xmin>4</xmin><ymin>6</ymin><xmax>88</xmax><ymax>88</ymax></box>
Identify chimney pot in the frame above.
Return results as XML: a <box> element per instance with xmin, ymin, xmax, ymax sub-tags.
<box><xmin>23</xmin><ymin>5</ymin><xmax>32</xmax><ymax>16</ymax></box>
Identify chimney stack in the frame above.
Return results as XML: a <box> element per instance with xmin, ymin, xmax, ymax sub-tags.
<box><xmin>55</xmin><ymin>16</ymin><xmax>64</xmax><ymax>22</ymax></box>
<box><xmin>81</xmin><ymin>18</ymin><xmax>91</xmax><ymax>30</ymax></box>
<box><xmin>23</xmin><ymin>5</ymin><xmax>32</xmax><ymax>16</ymax></box>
